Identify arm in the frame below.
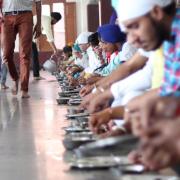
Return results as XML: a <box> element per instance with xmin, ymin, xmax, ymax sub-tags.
<box><xmin>96</xmin><ymin>52</ymin><xmax>148</xmax><ymax>88</ymax></box>
<box><xmin>33</xmin><ymin>1</ymin><xmax>41</xmax><ymax>39</ymax></box>
<box><xmin>89</xmin><ymin>106</ymin><xmax>125</xmax><ymax>134</ymax></box>
<box><xmin>80</xmin><ymin>52</ymin><xmax>148</xmax><ymax>97</ymax></box>
<box><xmin>49</xmin><ymin>41</ymin><xmax>57</xmax><ymax>54</ymax></box>
<box><xmin>42</xmin><ymin>16</ymin><xmax>58</xmax><ymax>54</ymax></box>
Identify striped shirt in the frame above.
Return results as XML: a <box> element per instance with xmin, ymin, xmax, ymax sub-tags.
<box><xmin>2</xmin><ymin>0</ymin><xmax>41</xmax><ymax>13</ymax></box>
<box><xmin>160</xmin><ymin>8</ymin><xmax>180</xmax><ymax>97</ymax></box>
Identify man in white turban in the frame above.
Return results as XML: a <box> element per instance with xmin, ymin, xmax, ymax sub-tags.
<box><xmin>114</xmin><ymin>0</ymin><xmax>180</xmax><ymax>170</ymax></box>
<box><xmin>117</xmin><ymin>0</ymin><xmax>175</xmax><ymax>51</ymax></box>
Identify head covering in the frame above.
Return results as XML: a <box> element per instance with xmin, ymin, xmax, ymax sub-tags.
<box><xmin>116</xmin><ymin>0</ymin><xmax>174</xmax><ymax>22</ymax></box>
<box><xmin>98</xmin><ymin>24</ymin><xmax>126</xmax><ymax>43</ymax></box>
<box><xmin>109</xmin><ymin>10</ymin><xmax>118</xmax><ymax>24</ymax></box>
<box><xmin>76</xmin><ymin>32</ymin><xmax>93</xmax><ymax>44</ymax></box>
<box><xmin>119</xmin><ymin>42</ymin><xmax>137</xmax><ymax>61</ymax></box>
<box><xmin>72</xmin><ymin>44</ymin><xmax>81</xmax><ymax>52</ymax></box>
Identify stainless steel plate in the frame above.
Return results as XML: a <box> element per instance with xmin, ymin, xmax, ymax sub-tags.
<box><xmin>63</xmin><ymin>89</ymin><xmax>80</xmax><ymax>94</ymax></box>
<box><xmin>120</xmin><ymin>175</ymin><xmax>179</xmax><ymax>180</ymax></box>
<box><xmin>63</xmin><ymin>126</ymin><xmax>90</xmax><ymax>133</ymax></box>
<box><xmin>56</xmin><ymin>98</ymin><xmax>70</xmax><ymax>105</ymax></box>
<box><xmin>68</xmin><ymin>101</ymin><xmax>81</xmax><ymax>106</ymax></box>
<box><xmin>69</xmin><ymin>156</ymin><xmax>130</xmax><ymax>169</ymax></box>
<box><xmin>66</xmin><ymin>112</ymin><xmax>89</xmax><ymax>118</ymax></box>
<box><xmin>119</xmin><ymin>164</ymin><xmax>145</xmax><ymax>174</ymax></box>
<box><xmin>67</xmin><ymin>107</ymin><xmax>84</xmax><ymax>115</ymax></box>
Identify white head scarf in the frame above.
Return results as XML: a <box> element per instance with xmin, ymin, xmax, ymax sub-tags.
<box><xmin>76</xmin><ymin>32</ymin><xmax>93</xmax><ymax>44</ymax></box>
<box><xmin>117</xmin><ymin>0</ymin><xmax>174</xmax><ymax>23</ymax></box>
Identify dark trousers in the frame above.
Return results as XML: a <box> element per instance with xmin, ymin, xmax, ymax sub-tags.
<box><xmin>32</xmin><ymin>42</ymin><xmax>40</xmax><ymax>77</ymax></box>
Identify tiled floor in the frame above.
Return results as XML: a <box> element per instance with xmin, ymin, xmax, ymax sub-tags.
<box><xmin>0</xmin><ymin>72</ymin><xmax>175</xmax><ymax>180</ymax></box>
<box><xmin>0</xmin><ymin>72</ymin><xmax>114</xmax><ymax>180</ymax></box>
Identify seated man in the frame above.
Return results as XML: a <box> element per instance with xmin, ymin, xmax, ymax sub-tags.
<box><xmin>84</xmin><ymin>32</ymin><xmax>104</xmax><ymax>76</ymax></box>
<box><xmin>79</xmin><ymin>50</ymin><xmax>149</xmax><ymax>97</ymax></box>
<box><xmin>114</xmin><ymin>0</ymin><xmax>180</xmax><ymax>171</ymax></box>
<box><xmin>117</xmin><ymin>0</ymin><xmax>180</xmax><ymax>133</ymax></box>
<box><xmin>58</xmin><ymin>45</ymin><xmax>73</xmax><ymax>69</ymax></box>
<box><xmin>88</xmin><ymin>48</ymin><xmax>163</xmax><ymax>137</ymax></box>
<box><xmin>84</xmin><ymin>24</ymin><xmax>129</xmax><ymax>85</ymax></box>
<box><xmin>77</xmin><ymin>32</ymin><xmax>105</xmax><ymax>85</ymax></box>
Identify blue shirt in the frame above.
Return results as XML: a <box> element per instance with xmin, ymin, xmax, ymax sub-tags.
<box><xmin>97</xmin><ymin>52</ymin><xmax>123</xmax><ymax>76</ymax></box>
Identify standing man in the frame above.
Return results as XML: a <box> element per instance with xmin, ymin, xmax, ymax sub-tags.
<box><xmin>32</xmin><ymin>12</ymin><xmax>61</xmax><ymax>80</ymax></box>
<box><xmin>1</xmin><ymin>0</ymin><xmax>42</xmax><ymax>98</ymax></box>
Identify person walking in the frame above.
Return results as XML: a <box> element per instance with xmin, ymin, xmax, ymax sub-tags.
<box><xmin>32</xmin><ymin>12</ymin><xmax>61</xmax><ymax>80</ymax></box>
<box><xmin>1</xmin><ymin>0</ymin><xmax>42</xmax><ymax>98</ymax></box>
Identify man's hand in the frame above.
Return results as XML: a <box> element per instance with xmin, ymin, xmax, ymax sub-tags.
<box><xmin>99</xmin><ymin>128</ymin><xmax>127</xmax><ymax>138</ymax></box>
<box><xmin>86</xmin><ymin>76</ymin><xmax>103</xmax><ymax>85</ymax></box>
<box><xmin>80</xmin><ymin>92</ymin><xmax>98</xmax><ymax>109</ymax></box>
<box><xmin>79</xmin><ymin>84</ymin><xmax>94</xmax><ymax>97</ymax></box>
<box><xmin>87</xmin><ymin>90</ymin><xmax>112</xmax><ymax>113</ymax></box>
<box><xmin>33</xmin><ymin>23</ymin><xmax>41</xmax><ymax>39</ymax></box>
<box><xmin>138</xmin><ymin>119</ymin><xmax>180</xmax><ymax>170</ymax></box>
<box><xmin>89</xmin><ymin>108</ymin><xmax>113</xmax><ymax>134</ymax></box>
<box><xmin>125</xmin><ymin>93</ymin><xmax>180</xmax><ymax>137</ymax></box>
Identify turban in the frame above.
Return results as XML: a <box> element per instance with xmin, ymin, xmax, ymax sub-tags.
<box><xmin>98</xmin><ymin>24</ymin><xmax>126</xmax><ymax>43</ymax></box>
<box><xmin>115</xmin><ymin>0</ymin><xmax>174</xmax><ymax>22</ymax></box>
<box><xmin>72</xmin><ymin>44</ymin><xmax>81</xmax><ymax>52</ymax></box>
<box><xmin>76</xmin><ymin>32</ymin><xmax>93</xmax><ymax>44</ymax></box>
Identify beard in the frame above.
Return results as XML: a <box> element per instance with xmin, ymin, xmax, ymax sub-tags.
<box><xmin>148</xmin><ymin>16</ymin><xmax>168</xmax><ymax>50</ymax></box>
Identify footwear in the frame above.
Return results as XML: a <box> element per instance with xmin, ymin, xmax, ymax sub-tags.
<box><xmin>21</xmin><ymin>91</ymin><xmax>30</xmax><ymax>98</ymax></box>
<box><xmin>1</xmin><ymin>84</ymin><xmax>9</xmax><ymax>90</ymax></box>
<box><xmin>34</xmin><ymin>76</ymin><xmax>45</xmax><ymax>80</ymax></box>
<box><xmin>11</xmin><ymin>80</ymin><xmax>19</xmax><ymax>95</ymax></box>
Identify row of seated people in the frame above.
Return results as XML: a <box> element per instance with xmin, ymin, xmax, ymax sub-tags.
<box><xmin>58</xmin><ymin>0</ymin><xmax>180</xmax><ymax>173</ymax></box>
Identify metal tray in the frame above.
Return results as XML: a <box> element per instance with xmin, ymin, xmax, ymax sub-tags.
<box><xmin>63</xmin><ymin>133</ymin><xmax>97</xmax><ymax>150</ymax></box>
<box><xmin>56</xmin><ymin>98</ymin><xmax>70</xmax><ymax>105</ymax></box>
<box><xmin>68</xmin><ymin>99</ymin><xmax>82</xmax><ymax>106</ymax></box>
<box><xmin>75</xmin><ymin>117</ymin><xmax>89</xmax><ymax>122</ymax></box>
<box><xmin>62</xmin><ymin>87</ymin><xmax>76</xmax><ymax>92</ymax></box>
<box><xmin>69</xmin><ymin>156</ymin><xmax>130</xmax><ymax>169</ymax></box>
<box><xmin>67</xmin><ymin>107</ymin><xmax>85</xmax><ymax>115</ymax></box>
<box><xmin>66</xmin><ymin>112</ymin><xmax>89</xmax><ymax>119</ymax></box>
<box><xmin>75</xmin><ymin>135</ymin><xmax>139</xmax><ymax>158</ymax></box>
<box><xmin>63</xmin><ymin>89</ymin><xmax>80</xmax><ymax>94</ymax></box>
<box><xmin>116</xmin><ymin>175</ymin><xmax>179</xmax><ymax>180</ymax></box>
<box><xmin>118</xmin><ymin>164</ymin><xmax>145</xmax><ymax>174</ymax></box>
<box><xmin>58</xmin><ymin>92</ymin><xmax>72</xmax><ymax>98</ymax></box>
<box><xmin>63</xmin><ymin>126</ymin><xmax>90</xmax><ymax>133</ymax></box>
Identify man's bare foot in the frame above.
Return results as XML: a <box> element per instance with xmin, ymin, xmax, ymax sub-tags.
<box><xmin>34</xmin><ymin>76</ymin><xmax>45</xmax><ymax>80</ymax></box>
<box><xmin>1</xmin><ymin>84</ymin><xmax>9</xmax><ymax>90</ymax></box>
<box><xmin>21</xmin><ymin>91</ymin><xmax>30</xmax><ymax>98</ymax></box>
<box><xmin>11</xmin><ymin>80</ymin><xmax>19</xmax><ymax>95</ymax></box>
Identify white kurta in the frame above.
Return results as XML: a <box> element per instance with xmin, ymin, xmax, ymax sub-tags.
<box><xmin>84</xmin><ymin>47</ymin><xmax>101</xmax><ymax>74</ymax></box>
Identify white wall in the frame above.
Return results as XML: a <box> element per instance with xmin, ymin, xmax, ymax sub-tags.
<box><xmin>67</xmin><ymin>0</ymin><xmax>99</xmax><ymax>36</ymax></box>
<box><xmin>77</xmin><ymin>0</ymin><xmax>99</xmax><ymax>35</ymax></box>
